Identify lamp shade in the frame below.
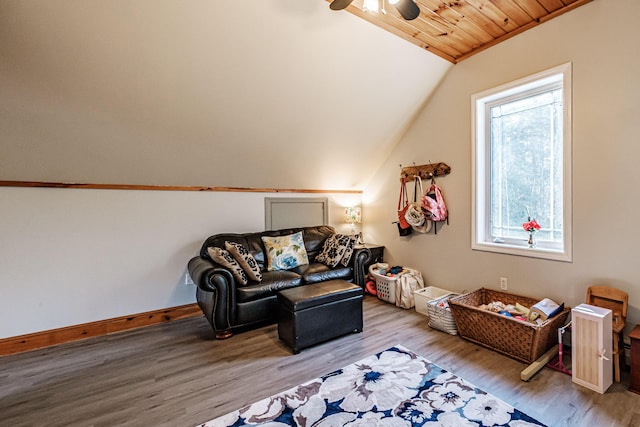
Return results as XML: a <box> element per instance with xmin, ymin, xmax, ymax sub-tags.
<box><xmin>344</xmin><ymin>206</ymin><xmax>362</xmax><ymax>224</ymax></box>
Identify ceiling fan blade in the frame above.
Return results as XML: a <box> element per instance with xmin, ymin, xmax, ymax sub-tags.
<box><xmin>394</xmin><ymin>0</ymin><xmax>420</xmax><ymax>20</ymax></box>
<box><xmin>330</xmin><ymin>0</ymin><xmax>355</xmax><ymax>10</ymax></box>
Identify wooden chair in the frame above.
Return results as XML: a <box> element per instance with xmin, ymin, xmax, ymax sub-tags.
<box><xmin>587</xmin><ymin>285</ymin><xmax>629</xmax><ymax>382</ymax></box>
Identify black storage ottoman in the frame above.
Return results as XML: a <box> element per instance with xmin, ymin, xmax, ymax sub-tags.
<box><xmin>277</xmin><ymin>280</ymin><xmax>363</xmax><ymax>354</ymax></box>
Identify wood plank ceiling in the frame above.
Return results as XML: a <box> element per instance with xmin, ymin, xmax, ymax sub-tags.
<box><xmin>327</xmin><ymin>0</ymin><xmax>593</xmax><ymax>63</ymax></box>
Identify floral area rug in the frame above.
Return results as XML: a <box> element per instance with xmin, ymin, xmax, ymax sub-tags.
<box><xmin>200</xmin><ymin>345</ymin><xmax>546</xmax><ymax>427</ymax></box>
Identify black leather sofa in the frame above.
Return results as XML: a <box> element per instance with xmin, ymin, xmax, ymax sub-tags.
<box><xmin>187</xmin><ymin>225</ymin><xmax>371</xmax><ymax>339</ymax></box>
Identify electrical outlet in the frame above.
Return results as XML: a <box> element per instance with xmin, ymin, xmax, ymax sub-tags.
<box><xmin>500</xmin><ymin>277</ymin><xmax>508</xmax><ymax>290</ymax></box>
<box><xmin>184</xmin><ymin>271</ymin><xmax>195</xmax><ymax>286</ymax></box>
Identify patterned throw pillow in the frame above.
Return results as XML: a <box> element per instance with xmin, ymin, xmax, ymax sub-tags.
<box><xmin>207</xmin><ymin>246</ymin><xmax>248</xmax><ymax>285</ymax></box>
<box><xmin>315</xmin><ymin>234</ymin><xmax>353</xmax><ymax>268</ymax></box>
<box><xmin>225</xmin><ymin>241</ymin><xmax>262</xmax><ymax>282</ymax></box>
<box><xmin>261</xmin><ymin>232</ymin><xmax>309</xmax><ymax>271</ymax></box>
<box><xmin>340</xmin><ymin>236</ymin><xmax>358</xmax><ymax>267</ymax></box>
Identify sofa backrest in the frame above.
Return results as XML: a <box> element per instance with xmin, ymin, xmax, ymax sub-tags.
<box><xmin>200</xmin><ymin>225</ymin><xmax>336</xmax><ymax>271</ymax></box>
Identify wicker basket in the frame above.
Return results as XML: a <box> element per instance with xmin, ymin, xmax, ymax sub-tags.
<box><xmin>448</xmin><ymin>288</ymin><xmax>570</xmax><ymax>364</ymax></box>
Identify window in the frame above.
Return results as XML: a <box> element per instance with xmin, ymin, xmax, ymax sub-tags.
<box><xmin>472</xmin><ymin>63</ymin><xmax>572</xmax><ymax>261</ymax></box>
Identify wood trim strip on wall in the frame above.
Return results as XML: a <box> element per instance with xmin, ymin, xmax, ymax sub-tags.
<box><xmin>0</xmin><ymin>303</ymin><xmax>202</xmax><ymax>357</ymax></box>
<box><xmin>0</xmin><ymin>180</ymin><xmax>362</xmax><ymax>194</ymax></box>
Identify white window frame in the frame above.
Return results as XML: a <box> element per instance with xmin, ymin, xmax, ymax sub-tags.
<box><xmin>471</xmin><ymin>63</ymin><xmax>572</xmax><ymax>262</ymax></box>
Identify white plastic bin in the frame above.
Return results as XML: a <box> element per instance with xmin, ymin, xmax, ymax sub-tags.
<box><xmin>414</xmin><ymin>286</ymin><xmax>456</xmax><ymax>316</ymax></box>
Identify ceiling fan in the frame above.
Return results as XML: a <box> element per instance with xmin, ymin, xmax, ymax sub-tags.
<box><xmin>329</xmin><ymin>0</ymin><xmax>420</xmax><ymax>21</ymax></box>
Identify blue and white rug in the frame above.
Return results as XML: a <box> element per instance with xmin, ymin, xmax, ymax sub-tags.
<box><xmin>201</xmin><ymin>345</ymin><xmax>546</xmax><ymax>427</ymax></box>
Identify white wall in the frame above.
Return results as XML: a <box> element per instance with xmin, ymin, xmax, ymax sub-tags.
<box><xmin>0</xmin><ymin>0</ymin><xmax>450</xmax><ymax>190</ymax></box>
<box><xmin>0</xmin><ymin>0</ymin><xmax>421</xmax><ymax>339</ymax></box>
<box><xmin>364</xmin><ymin>0</ymin><xmax>640</xmax><ymax>333</ymax></box>
<box><xmin>0</xmin><ymin>188</ymin><xmax>361</xmax><ymax>338</ymax></box>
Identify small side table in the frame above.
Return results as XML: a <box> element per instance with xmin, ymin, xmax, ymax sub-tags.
<box><xmin>629</xmin><ymin>325</ymin><xmax>640</xmax><ymax>394</ymax></box>
<box><xmin>357</xmin><ymin>244</ymin><xmax>384</xmax><ymax>272</ymax></box>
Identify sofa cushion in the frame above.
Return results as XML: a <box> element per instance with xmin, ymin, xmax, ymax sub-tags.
<box><xmin>199</xmin><ymin>226</ymin><xmax>336</xmax><ymax>271</ymax></box>
<box><xmin>294</xmin><ymin>262</ymin><xmax>352</xmax><ymax>284</ymax></box>
<box><xmin>262</xmin><ymin>231</ymin><xmax>309</xmax><ymax>271</ymax></box>
<box><xmin>299</xmin><ymin>225</ymin><xmax>335</xmax><ymax>261</ymax></box>
<box><xmin>207</xmin><ymin>247</ymin><xmax>248</xmax><ymax>285</ymax></box>
<box><xmin>340</xmin><ymin>236</ymin><xmax>358</xmax><ymax>267</ymax></box>
<box><xmin>236</xmin><ymin>270</ymin><xmax>303</xmax><ymax>303</ymax></box>
<box><xmin>315</xmin><ymin>234</ymin><xmax>353</xmax><ymax>268</ymax></box>
<box><xmin>225</xmin><ymin>241</ymin><xmax>262</xmax><ymax>282</ymax></box>
<box><xmin>315</xmin><ymin>234</ymin><xmax>355</xmax><ymax>268</ymax></box>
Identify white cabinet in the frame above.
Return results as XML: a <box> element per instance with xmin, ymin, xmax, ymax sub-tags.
<box><xmin>572</xmin><ymin>303</ymin><xmax>612</xmax><ymax>393</ymax></box>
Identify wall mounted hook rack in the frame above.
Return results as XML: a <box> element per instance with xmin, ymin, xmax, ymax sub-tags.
<box><xmin>400</xmin><ymin>162</ymin><xmax>451</xmax><ymax>182</ymax></box>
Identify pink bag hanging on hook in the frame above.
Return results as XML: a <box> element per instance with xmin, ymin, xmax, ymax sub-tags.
<box><xmin>422</xmin><ymin>183</ymin><xmax>448</xmax><ymax>223</ymax></box>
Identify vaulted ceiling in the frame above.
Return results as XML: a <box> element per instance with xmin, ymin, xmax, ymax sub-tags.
<box><xmin>0</xmin><ymin>1</ymin><xmax>595</xmax><ymax>190</ymax></box>
<box><xmin>326</xmin><ymin>0</ymin><xmax>593</xmax><ymax>63</ymax></box>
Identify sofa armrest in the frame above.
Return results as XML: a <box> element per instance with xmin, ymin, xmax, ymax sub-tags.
<box><xmin>351</xmin><ymin>246</ymin><xmax>371</xmax><ymax>288</ymax></box>
<box><xmin>188</xmin><ymin>256</ymin><xmax>230</xmax><ymax>292</ymax></box>
<box><xmin>187</xmin><ymin>256</ymin><xmax>238</xmax><ymax>333</ymax></box>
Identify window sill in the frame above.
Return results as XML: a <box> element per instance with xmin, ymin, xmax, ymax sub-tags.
<box><xmin>472</xmin><ymin>241</ymin><xmax>572</xmax><ymax>262</ymax></box>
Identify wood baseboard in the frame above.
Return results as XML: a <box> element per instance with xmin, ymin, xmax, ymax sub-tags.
<box><xmin>0</xmin><ymin>303</ymin><xmax>202</xmax><ymax>357</ymax></box>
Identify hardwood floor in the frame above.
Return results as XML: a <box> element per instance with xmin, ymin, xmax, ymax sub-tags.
<box><xmin>2</xmin><ymin>296</ymin><xmax>639</xmax><ymax>426</ymax></box>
